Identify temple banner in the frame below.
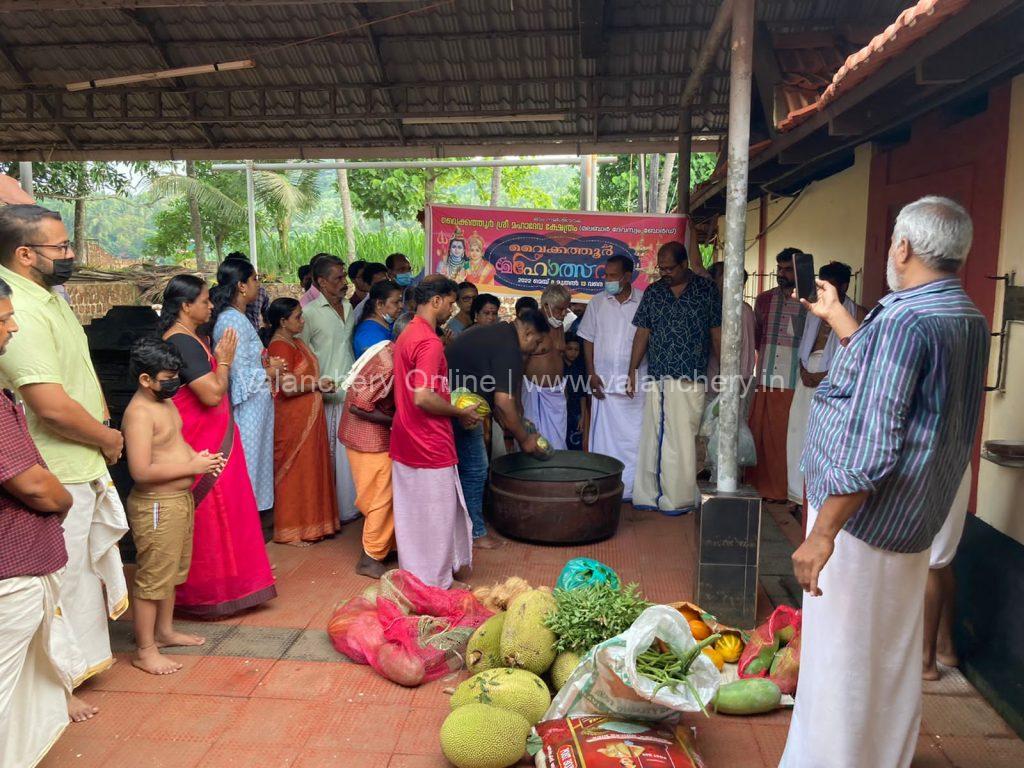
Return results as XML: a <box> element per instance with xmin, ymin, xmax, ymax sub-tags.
<box><xmin>425</xmin><ymin>203</ymin><xmax>690</xmax><ymax>300</ymax></box>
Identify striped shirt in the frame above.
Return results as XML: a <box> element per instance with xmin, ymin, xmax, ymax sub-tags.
<box><xmin>802</xmin><ymin>277</ymin><xmax>988</xmax><ymax>553</ymax></box>
<box><xmin>754</xmin><ymin>287</ymin><xmax>806</xmax><ymax>389</ymax></box>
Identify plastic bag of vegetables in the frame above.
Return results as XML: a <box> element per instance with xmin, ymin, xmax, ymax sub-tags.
<box><xmin>545</xmin><ymin>605</ymin><xmax>722</xmax><ymax>724</ymax></box>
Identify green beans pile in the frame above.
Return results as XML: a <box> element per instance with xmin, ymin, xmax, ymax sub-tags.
<box><xmin>635</xmin><ymin>633</ymin><xmax>722</xmax><ymax>717</ymax></box>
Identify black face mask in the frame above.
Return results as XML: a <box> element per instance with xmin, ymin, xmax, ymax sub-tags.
<box><xmin>35</xmin><ymin>255</ymin><xmax>75</xmax><ymax>287</ymax></box>
<box><xmin>156</xmin><ymin>377</ymin><xmax>182</xmax><ymax>400</ymax></box>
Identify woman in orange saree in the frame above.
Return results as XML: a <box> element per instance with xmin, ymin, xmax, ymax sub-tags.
<box><xmin>265</xmin><ymin>299</ymin><xmax>340</xmax><ymax>545</ymax></box>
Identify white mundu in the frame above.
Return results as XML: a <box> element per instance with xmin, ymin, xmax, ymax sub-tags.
<box><xmin>781</xmin><ymin>507</ymin><xmax>929</xmax><ymax>768</ymax></box>
<box><xmin>577</xmin><ymin>288</ymin><xmax>645</xmax><ymax>499</ymax></box>
<box><xmin>0</xmin><ymin>571</ymin><xmax>86</xmax><ymax>768</ymax></box>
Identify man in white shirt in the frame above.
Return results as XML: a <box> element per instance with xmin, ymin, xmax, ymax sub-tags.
<box><xmin>577</xmin><ymin>255</ymin><xmax>645</xmax><ymax>500</ymax></box>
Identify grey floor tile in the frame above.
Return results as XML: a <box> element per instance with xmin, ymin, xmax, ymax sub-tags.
<box><xmin>214</xmin><ymin>626</ymin><xmax>302</xmax><ymax>660</ymax></box>
<box><xmin>281</xmin><ymin>629</ymin><xmax>346</xmax><ymax>663</ymax></box>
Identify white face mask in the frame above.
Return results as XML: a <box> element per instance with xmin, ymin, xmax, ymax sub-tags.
<box><xmin>562</xmin><ymin>310</ymin><xmax>578</xmax><ymax>331</ymax></box>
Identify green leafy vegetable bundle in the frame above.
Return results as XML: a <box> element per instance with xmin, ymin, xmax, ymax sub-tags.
<box><xmin>544</xmin><ymin>583</ymin><xmax>650</xmax><ymax>653</ymax></box>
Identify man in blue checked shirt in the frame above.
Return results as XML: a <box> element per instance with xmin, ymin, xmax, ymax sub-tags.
<box><xmin>781</xmin><ymin>197</ymin><xmax>988</xmax><ymax>768</ymax></box>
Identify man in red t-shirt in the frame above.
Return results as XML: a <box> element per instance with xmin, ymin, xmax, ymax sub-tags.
<box><xmin>0</xmin><ymin>276</ymin><xmax>87</xmax><ymax>765</ymax></box>
<box><xmin>390</xmin><ymin>275</ymin><xmax>481</xmax><ymax>588</ymax></box>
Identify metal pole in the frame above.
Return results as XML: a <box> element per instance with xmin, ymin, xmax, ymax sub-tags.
<box><xmin>212</xmin><ymin>156</ymin><xmax>617</xmax><ymax>173</ymax></box>
<box><xmin>590</xmin><ymin>155</ymin><xmax>599</xmax><ymax>210</ymax></box>
<box><xmin>678</xmin><ymin>109</ymin><xmax>692</xmax><ymax>213</ymax></box>
<box><xmin>18</xmin><ymin>162</ymin><xmax>33</xmax><ymax>197</ymax></box>
<box><xmin>717</xmin><ymin>0</ymin><xmax>755</xmax><ymax>493</ymax></box>
<box><xmin>245</xmin><ymin>159</ymin><xmax>258</xmax><ymax>271</ymax></box>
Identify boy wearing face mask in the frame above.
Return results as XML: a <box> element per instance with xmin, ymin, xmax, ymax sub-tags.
<box><xmin>122</xmin><ymin>338</ymin><xmax>224</xmax><ymax>676</ymax></box>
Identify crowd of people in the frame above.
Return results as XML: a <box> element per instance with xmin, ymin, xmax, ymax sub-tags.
<box><xmin>0</xmin><ymin>186</ymin><xmax>987</xmax><ymax>768</ymax></box>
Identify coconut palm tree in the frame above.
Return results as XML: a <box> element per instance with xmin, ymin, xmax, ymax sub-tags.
<box><xmin>150</xmin><ymin>166</ymin><xmax>321</xmax><ymax>263</ymax></box>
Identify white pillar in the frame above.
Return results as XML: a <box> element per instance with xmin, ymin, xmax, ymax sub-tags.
<box><xmin>245</xmin><ymin>160</ymin><xmax>258</xmax><ymax>271</ymax></box>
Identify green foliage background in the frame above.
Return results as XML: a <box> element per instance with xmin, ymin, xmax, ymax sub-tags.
<box><xmin>2</xmin><ymin>154</ymin><xmax>716</xmax><ymax>281</ymax></box>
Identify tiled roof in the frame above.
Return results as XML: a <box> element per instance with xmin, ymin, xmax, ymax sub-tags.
<box><xmin>778</xmin><ymin>0</ymin><xmax>969</xmax><ymax>131</ymax></box>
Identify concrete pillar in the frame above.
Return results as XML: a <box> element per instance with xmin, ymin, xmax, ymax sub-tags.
<box><xmin>716</xmin><ymin>0</ymin><xmax>755</xmax><ymax>492</ymax></box>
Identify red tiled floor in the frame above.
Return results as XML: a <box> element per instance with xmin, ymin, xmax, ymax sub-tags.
<box><xmin>333</xmin><ymin>661</ymin><xmax>417</xmax><ymax>706</ymax></box>
<box><xmin>101</xmin><ymin>736</ymin><xmax>212</xmax><ymax>768</ymax></box>
<box><xmin>217</xmin><ymin>699</ymin><xmax>324</xmax><ymax>747</ymax></box>
<box><xmin>393</xmin><ymin>707</ymin><xmax>449</xmax><ymax>756</ymax></box>
<box><xmin>43</xmin><ymin>506</ymin><xmax>1024</xmax><ymax>767</ymax></box>
<box><xmin>304</xmin><ymin>702</ymin><xmax>409</xmax><ymax>752</ymax></box>
<box><xmin>133</xmin><ymin>694</ymin><xmax>246</xmax><ymax>742</ymax></box>
<box><xmin>293</xmin><ymin>748</ymin><xmax>392</xmax><ymax>768</ymax></box>
<box><xmin>172</xmin><ymin>656</ymin><xmax>276</xmax><ymax>698</ymax></box>
<box><xmin>922</xmin><ymin>694</ymin><xmax>1014</xmax><ymax>738</ymax></box>
<box><xmin>252</xmin><ymin>659</ymin><xmax>351</xmax><ymax>701</ymax></box>
<box><xmin>38</xmin><ymin>732</ymin><xmax>118</xmax><ymax>768</ymax></box>
<box><xmin>387</xmin><ymin>755</ymin><xmax>453</xmax><ymax>768</ymax></box>
<box><xmin>937</xmin><ymin>735</ymin><xmax>1024</xmax><ymax>767</ymax></box>
<box><xmin>752</xmin><ymin>723</ymin><xmax>790</xmax><ymax>764</ymax></box>
<box><xmin>199</xmin><ymin>743</ymin><xmax>299</xmax><ymax>768</ymax></box>
<box><xmin>83</xmin><ymin>654</ymin><xmax>201</xmax><ymax>694</ymax></box>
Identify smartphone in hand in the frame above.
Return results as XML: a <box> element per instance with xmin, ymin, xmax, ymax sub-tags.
<box><xmin>793</xmin><ymin>252</ymin><xmax>817</xmax><ymax>303</ymax></box>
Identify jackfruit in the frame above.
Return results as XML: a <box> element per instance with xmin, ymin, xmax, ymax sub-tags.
<box><xmin>466</xmin><ymin>612</ymin><xmax>506</xmax><ymax>674</ymax></box>
<box><xmin>550</xmin><ymin>650</ymin><xmax>581</xmax><ymax>692</ymax></box>
<box><xmin>440</xmin><ymin>702</ymin><xmax>531</xmax><ymax>768</ymax></box>
<box><xmin>450</xmin><ymin>667</ymin><xmax>551</xmax><ymax>725</ymax></box>
<box><xmin>500</xmin><ymin>589</ymin><xmax>558</xmax><ymax>675</ymax></box>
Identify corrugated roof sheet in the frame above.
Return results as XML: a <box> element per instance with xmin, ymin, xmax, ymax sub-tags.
<box><xmin>0</xmin><ymin>0</ymin><xmax>914</xmax><ymax>158</ymax></box>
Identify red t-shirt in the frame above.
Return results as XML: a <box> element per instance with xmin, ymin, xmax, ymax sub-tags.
<box><xmin>389</xmin><ymin>316</ymin><xmax>457</xmax><ymax>469</ymax></box>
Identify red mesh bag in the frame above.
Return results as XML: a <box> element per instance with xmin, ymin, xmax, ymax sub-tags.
<box><xmin>768</xmin><ymin>633</ymin><xmax>801</xmax><ymax>695</ymax></box>
<box><xmin>327</xmin><ymin>570</ymin><xmax>493</xmax><ymax>686</ymax></box>
<box><xmin>738</xmin><ymin>606</ymin><xmax>802</xmax><ymax>679</ymax></box>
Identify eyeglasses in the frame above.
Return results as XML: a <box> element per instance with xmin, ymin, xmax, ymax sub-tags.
<box><xmin>25</xmin><ymin>242</ymin><xmax>75</xmax><ymax>259</ymax></box>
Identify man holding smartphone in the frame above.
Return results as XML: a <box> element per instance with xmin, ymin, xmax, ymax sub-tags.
<box><xmin>782</xmin><ymin>197</ymin><xmax>987</xmax><ymax>767</ymax></box>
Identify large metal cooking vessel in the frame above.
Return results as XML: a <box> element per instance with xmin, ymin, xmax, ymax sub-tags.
<box><xmin>488</xmin><ymin>451</ymin><xmax>624</xmax><ymax>545</ymax></box>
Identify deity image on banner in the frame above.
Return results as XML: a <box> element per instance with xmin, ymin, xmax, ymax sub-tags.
<box><xmin>463</xmin><ymin>232</ymin><xmax>496</xmax><ymax>285</ymax></box>
<box><xmin>438</xmin><ymin>228</ymin><xmax>468</xmax><ymax>280</ymax></box>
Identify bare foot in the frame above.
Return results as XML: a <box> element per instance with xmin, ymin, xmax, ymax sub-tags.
<box><xmin>355</xmin><ymin>553</ymin><xmax>388</xmax><ymax>579</ymax></box>
<box><xmin>68</xmin><ymin>694</ymin><xmax>99</xmax><ymax>722</ymax></box>
<box><xmin>922</xmin><ymin>663</ymin><xmax>941</xmax><ymax>681</ymax></box>
<box><xmin>473</xmin><ymin>534</ymin><xmax>506</xmax><ymax>550</ymax></box>
<box><xmin>155</xmin><ymin>630</ymin><xmax>205</xmax><ymax>651</ymax></box>
<box><xmin>937</xmin><ymin>651</ymin><xmax>959</xmax><ymax>668</ymax></box>
<box><xmin>451</xmin><ymin>580</ymin><xmax>471</xmax><ymax>591</ymax></box>
<box><xmin>155</xmin><ymin>629</ymin><xmax>205</xmax><ymax>648</ymax></box>
<box><xmin>284</xmin><ymin>540</ymin><xmax>313</xmax><ymax>548</ymax></box>
<box><xmin>132</xmin><ymin>645</ymin><xmax>183</xmax><ymax>676</ymax></box>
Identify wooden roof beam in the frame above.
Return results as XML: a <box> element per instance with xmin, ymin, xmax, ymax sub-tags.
<box><xmin>353</xmin><ymin>2</ymin><xmax>404</xmax><ymax>144</ymax></box>
<box><xmin>0</xmin><ymin>0</ymin><xmax>420</xmax><ymax>11</ymax></box>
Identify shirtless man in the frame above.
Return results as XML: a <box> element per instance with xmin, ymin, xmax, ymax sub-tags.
<box><xmin>523</xmin><ymin>282</ymin><xmax>572</xmax><ymax>450</ymax></box>
<box><xmin>122</xmin><ymin>338</ymin><xmax>224</xmax><ymax>675</ymax></box>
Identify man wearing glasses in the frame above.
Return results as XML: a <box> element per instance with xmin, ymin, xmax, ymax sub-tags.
<box><xmin>0</xmin><ymin>205</ymin><xmax>129</xmax><ymax>724</ymax></box>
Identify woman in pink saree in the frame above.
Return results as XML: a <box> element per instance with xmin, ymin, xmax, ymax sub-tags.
<box><xmin>159</xmin><ymin>275</ymin><xmax>276</xmax><ymax>617</ymax></box>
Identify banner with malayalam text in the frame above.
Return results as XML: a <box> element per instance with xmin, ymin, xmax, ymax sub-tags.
<box><xmin>425</xmin><ymin>204</ymin><xmax>690</xmax><ymax>300</ymax></box>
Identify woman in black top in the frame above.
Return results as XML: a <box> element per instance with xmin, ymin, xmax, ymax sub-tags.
<box><xmin>157</xmin><ymin>275</ymin><xmax>277</xmax><ymax>617</ymax></box>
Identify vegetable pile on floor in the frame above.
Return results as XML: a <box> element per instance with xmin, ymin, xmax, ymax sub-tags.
<box><xmin>544</xmin><ymin>582</ymin><xmax>649</xmax><ymax>656</ymax></box>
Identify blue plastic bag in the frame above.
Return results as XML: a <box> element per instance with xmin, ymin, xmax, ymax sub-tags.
<box><xmin>556</xmin><ymin>558</ymin><xmax>621</xmax><ymax>591</ymax></box>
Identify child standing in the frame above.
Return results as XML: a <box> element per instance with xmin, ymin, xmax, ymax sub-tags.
<box><xmin>122</xmin><ymin>338</ymin><xmax>224</xmax><ymax>675</ymax></box>
<box><xmin>563</xmin><ymin>333</ymin><xmax>588</xmax><ymax>451</ymax></box>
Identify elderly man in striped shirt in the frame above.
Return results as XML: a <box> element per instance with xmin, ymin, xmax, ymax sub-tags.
<box><xmin>781</xmin><ymin>196</ymin><xmax>988</xmax><ymax>768</ymax></box>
